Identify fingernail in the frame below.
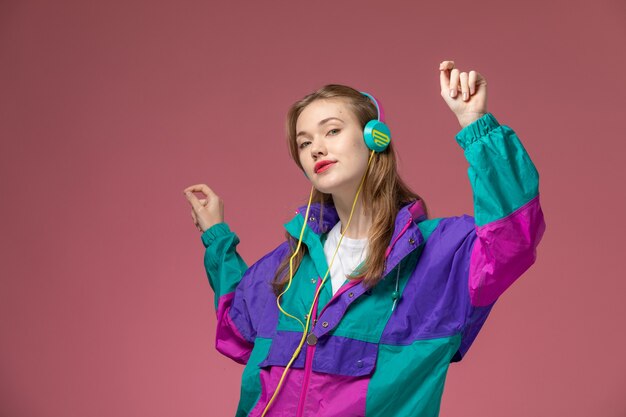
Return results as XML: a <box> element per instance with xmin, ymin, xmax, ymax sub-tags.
<box><xmin>450</xmin><ymin>89</ymin><xmax>455</xmax><ymax>98</ymax></box>
<box><xmin>463</xmin><ymin>92</ymin><xmax>468</xmax><ymax>101</ymax></box>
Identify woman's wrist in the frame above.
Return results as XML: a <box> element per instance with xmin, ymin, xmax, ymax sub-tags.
<box><xmin>458</xmin><ymin>112</ymin><xmax>487</xmax><ymax>129</ymax></box>
<box><xmin>200</xmin><ymin>222</ymin><xmax>231</xmax><ymax>248</ymax></box>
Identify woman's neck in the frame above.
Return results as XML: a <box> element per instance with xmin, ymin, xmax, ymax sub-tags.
<box><xmin>331</xmin><ymin>192</ymin><xmax>371</xmax><ymax>239</ymax></box>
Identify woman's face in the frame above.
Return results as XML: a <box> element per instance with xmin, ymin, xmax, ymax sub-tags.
<box><xmin>295</xmin><ymin>98</ymin><xmax>370</xmax><ymax>197</ymax></box>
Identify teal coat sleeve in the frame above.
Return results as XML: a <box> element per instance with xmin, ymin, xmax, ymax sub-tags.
<box><xmin>200</xmin><ymin>223</ymin><xmax>254</xmax><ymax>363</ymax></box>
<box><xmin>455</xmin><ymin>113</ymin><xmax>546</xmax><ymax>306</ymax></box>
<box><xmin>201</xmin><ymin>222</ymin><xmax>248</xmax><ymax>310</ymax></box>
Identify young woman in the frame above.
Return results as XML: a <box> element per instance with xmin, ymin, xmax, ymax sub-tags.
<box><xmin>183</xmin><ymin>60</ymin><xmax>546</xmax><ymax>417</ymax></box>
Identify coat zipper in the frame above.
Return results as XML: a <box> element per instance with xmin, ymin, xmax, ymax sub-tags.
<box><xmin>297</xmin><ymin>337</ymin><xmax>316</xmax><ymax>417</ymax></box>
<box><xmin>296</xmin><ymin>278</ymin><xmax>322</xmax><ymax>417</ymax></box>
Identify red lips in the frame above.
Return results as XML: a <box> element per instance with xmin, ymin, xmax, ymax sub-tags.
<box><xmin>314</xmin><ymin>160</ymin><xmax>336</xmax><ymax>173</ymax></box>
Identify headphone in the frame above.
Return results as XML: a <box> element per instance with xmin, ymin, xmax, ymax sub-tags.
<box><xmin>359</xmin><ymin>91</ymin><xmax>392</xmax><ymax>152</ymax></box>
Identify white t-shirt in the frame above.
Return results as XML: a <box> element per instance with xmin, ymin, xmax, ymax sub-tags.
<box><xmin>323</xmin><ymin>221</ymin><xmax>368</xmax><ymax>295</ymax></box>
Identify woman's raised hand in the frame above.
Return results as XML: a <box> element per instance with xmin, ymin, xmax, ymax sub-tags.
<box><xmin>439</xmin><ymin>60</ymin><xmax>488</xmax><ymax>128</ymax></box>
<box><xmin>183</xmin><ymin>184</ymin><xmax>224</xmax><ymax>233</ymax></box>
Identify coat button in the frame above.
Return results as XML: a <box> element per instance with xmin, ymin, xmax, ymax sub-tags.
<box><xmin>357</xmin><ymin>360</ymin><xmax>363</xmax><ymax>368</ymax></box>
<box><xmin>322</xmin><ymin>321</ymin><xmax>329</xmax><ymax>328</ymax></box>
<box><xmin>306</xmin><ymin>333</ymin><xmax>318</xmax><ymax>346</ymax></box>
<box><xmin>309</xmin><ymin>216</ymin><xmax>316</xmax><ymax>222</ymax></box>
<box><xmin>348</xmin><ymin>292</ymin><xmax>354</xmax><ymax>298</ymax></box>
<box><xmin>311</xmin><ymin>278</ymin><xmax>316</xmax><ymax>284</ymax></box>
<box><xmin>409</xmin><ymin>237</ymin><xmax>415</xmax><ymax>245</ymax></box>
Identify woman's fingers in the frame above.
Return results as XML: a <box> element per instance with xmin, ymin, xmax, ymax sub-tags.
<box><xmin>459</xmin><ymin>72</ymin><xmax>469</xmax><ymax>101</ymax></box>
<box><xmin>184</xmin><ymin>184</ymin><xmax>216</xmax><ymax>210</ymax></box>
<box><xmin>439</xmin><ymin>60</ymin><xmax>455</xmax><ymax>71</ymax></box>
<box><xmin>189</xmin><ymin>205</ymin><xmax>200</xmax><ymax>228</ymax></box>
<box><xmin>439</xmin><ymin>61</ymin><xmax>478</xmax><ymax>101</ymax></box>
<box><xmin>183</xmin><ymin>184</ymin><xmax>224</xmax><ymax>232</ymax></box>
<box><xmin>468</xmin><ymin>70</ymin><xmax>477</xmax><ymax>95</ymax></box>
<box><xmin>439</xmin><ymin>60</ymin><xmax>461</xmax><ymax>98</ymax></box>
<box><xmin>449</xmin><ymin>68</ymin><xmax>460</xmax><ymax>98</ymax></box>
<box><xmin>439</xmin><ymin>60</ymin><xmax>454</xmax><ymax>92</ymax></box>
<box><xmin>184</xmin><ymin>188</ymin><xmax>204</xmax><ymax>211</ymax></box>
<box><xmin>190</xmin><ymin>201</ymin><xmax>207</xmax><ymax>222</ymax></box>
<box><xmin>183</xmin><ymin>184</ymin><xmax>218</xmax><ymax>200</ymax></box>
<box><xmin>438</xmin><ymin>60</ymin><xmax>489</xmax><ymax>123</ymax></box>
<box><xmin>190</xmin><ymin>210</ymin><xmax>202</xmax><ymax>231</ymax></box>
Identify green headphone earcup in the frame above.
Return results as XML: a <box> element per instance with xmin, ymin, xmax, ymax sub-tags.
<box><xmin>363</xmin><ymin>120</ymin><xmax>391</xmax><ymax>152</ymax></box>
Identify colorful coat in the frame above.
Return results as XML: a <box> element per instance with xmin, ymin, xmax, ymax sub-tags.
<box><xmin>200</xmin><ymin>113</ymin><xmax>546</xmax><ymax>416</ymax></box>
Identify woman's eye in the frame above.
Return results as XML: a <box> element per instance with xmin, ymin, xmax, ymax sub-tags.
<box><xmin>299</xmin><ymin>141</ymin><xmax>311</xmax><ymax>149</ymax></box>
<box><xmin>328</xmin><ymin>129</ymin><xmax>340</xmax><ymax>135</ymax></box>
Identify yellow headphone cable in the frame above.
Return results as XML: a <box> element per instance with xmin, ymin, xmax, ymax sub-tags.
<box><xmin>261</xmin><ymin>149</ymin><xmax>376</xmax><ymax>416</ymax></box>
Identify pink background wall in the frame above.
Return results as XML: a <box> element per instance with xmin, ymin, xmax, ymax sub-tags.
<box><xmin>1</xmin><ymin>0</ymin><xmax>625</xmax><ymax>416</ymax></box>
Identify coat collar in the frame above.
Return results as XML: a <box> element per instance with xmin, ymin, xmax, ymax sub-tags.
<box><xmin>288</xmin><ymin>199</ymin><xmax>426</xmax><ymax>235</ymax></box>
<box><xmin>284</xmin><ymin>199</ymin><xmax>428</xmax><ymax>270</ymax></box>
<box><xmin>282</xmin><ymin>199</ymin><xmax>428</xmax><ymax>308</ymax></box>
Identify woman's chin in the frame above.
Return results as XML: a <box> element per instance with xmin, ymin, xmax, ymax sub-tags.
<box><xmin>313</xmin><ymin>184</ymin><xmax>335</xmax><ymax>195</ymax></box>
<box><xmin>311</xmin><ymin>179</ymin><xmax>339</xmax><ymax>195</ymax></box>
<box><xmin>312</xmin><ymin>180</ymin><xmax>354</xmax><ymax>198</ymax></box>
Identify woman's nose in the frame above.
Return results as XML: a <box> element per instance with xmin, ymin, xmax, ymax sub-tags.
<box><xmin>309</xmin><ymin>138</ymin><xmax>327</xmax><ymax>158</ymax></box>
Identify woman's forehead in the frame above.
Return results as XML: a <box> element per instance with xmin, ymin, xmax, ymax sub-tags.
<box><xmin>297</xmin><ymin>98</ymin><xmax>356</xmax><ymax>129</ymax></box>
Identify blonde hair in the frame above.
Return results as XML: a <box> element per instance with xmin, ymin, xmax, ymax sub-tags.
<box><xmin>272</xmin><ymin>84</ymin><xmax>427</xmax><ymax>296</ymax></box>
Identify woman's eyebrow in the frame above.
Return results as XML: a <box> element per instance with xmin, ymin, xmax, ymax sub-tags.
<box><xmin>297</xmin><ymin>117</ymin><xmax>344</xmax><ymax>138</ymax></box>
